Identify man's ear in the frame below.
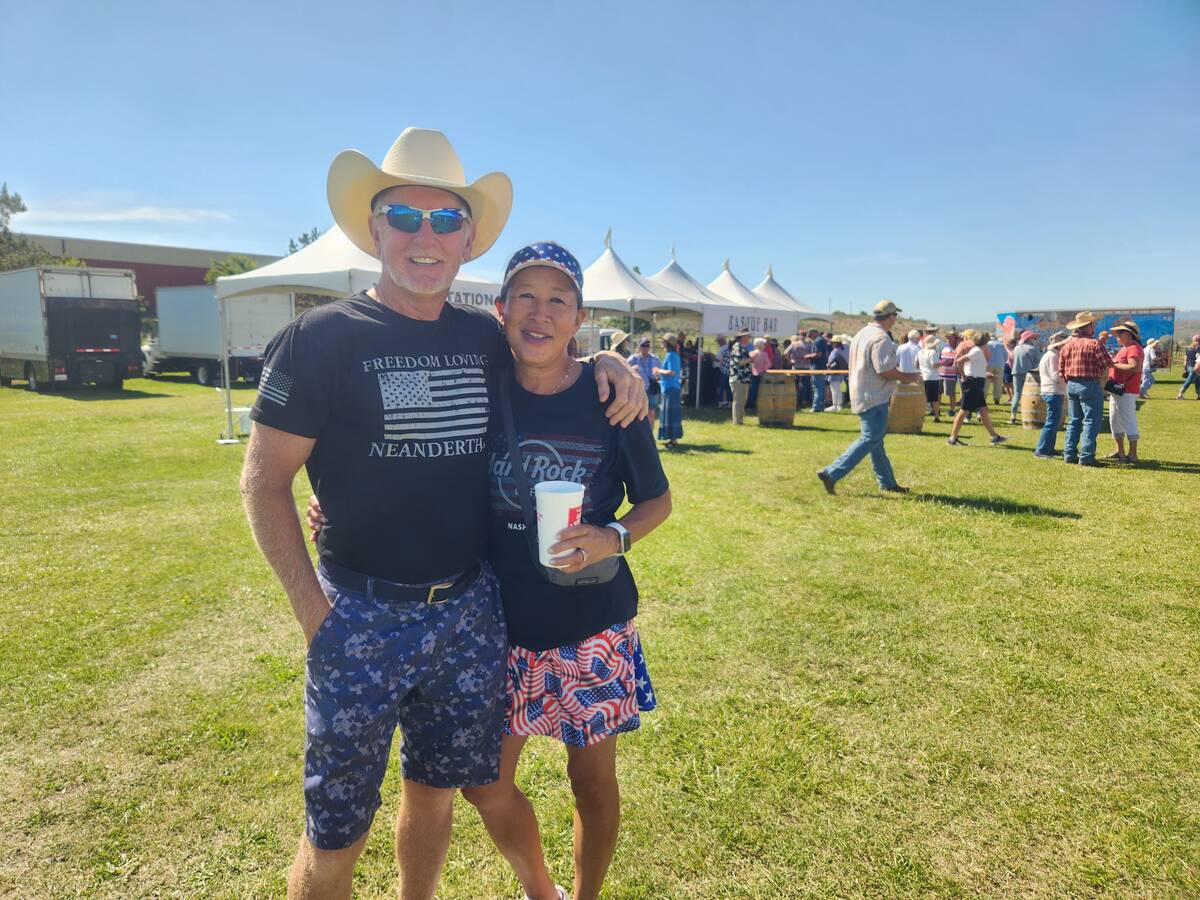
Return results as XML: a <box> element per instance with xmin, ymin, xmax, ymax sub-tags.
<box><xmin>460</xmin><ymin>221</ymin><xmax>477</xmax><ymax>262</ymax></box>
<box><xmin>368</xmin><ymin>214</ymin><xmax>382</xmax><ymax>255</ymax></box>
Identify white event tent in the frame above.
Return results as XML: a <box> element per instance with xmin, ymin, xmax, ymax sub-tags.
<box><xmin>646</xmin><ymin>251</ymin><xmax>780</xmax><ymax>406</ymax></box>
<box><xmin>707</xmin><ymin>260</ymin><xmax>802</xmax><ymax>338</ymax></box>
<box><xmin>211</xmin><ymin>225</ymin><xmax>500</xmax><ymax>441</ymax></box>
<box><xmin>580</xmin><ymin>231</ymin><xmax>698</xmax><ymax>316</ymax></box>
<box><xmin>753</xmin><ymin>266</ymin><xmax>832</xmax><ymax>325</ymax></box>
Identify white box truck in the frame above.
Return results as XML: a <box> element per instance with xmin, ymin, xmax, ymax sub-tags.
<box><xmin>143</xmin><ymin>285</ymin><xmax>293</xmax><ymax>385</ymax></box>
<box><xmin>0</xmin><ymin>266</ymin><xmax>142</xmax><ymax>391</ymax></box>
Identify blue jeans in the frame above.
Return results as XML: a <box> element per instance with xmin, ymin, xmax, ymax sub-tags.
<box><xmin>1180</xmin><ymin>369</ymin><xmax>1200</xmax><ymax>397</ymax></box>
<box><xmin>822</xmin><ymin>402</ymin><xmax>897</xmax><ymax>488</ymax></box>
<box><xmin>747</xmin><ymin>374</ymin><xmax>760</xmax><ymax>410</ymax></box>
<box><xmin>797</xmin><ymin>374</ymin><xmax>813</xmax><ymax>409</ymax></box>
<box><xmin>1035</xmin><ymin>393</ymin><xmax>1065</xmax><ymax>455</ymax></box>
<box><xmin>1064</xmin><ymin>378</ymin><xmax>1103</xmax><ymax>462</ymax></box>
<box><xmin>1140</xmin><ymin>370</ymin><xmax>1154</xmax><ymax>397</ymax></box>
<box><xmin>1011</xmin><ymin>370</ymin><xmax>1031</xmax><ymax>417</ymax></box>
<box><xmin>811</xmin><ymin>373</ymin><xmax>827</xmax><ymax>411</ymax></box>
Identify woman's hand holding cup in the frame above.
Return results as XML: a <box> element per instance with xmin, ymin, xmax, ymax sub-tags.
<box><xmin>548</xmin><ymin>523</ymin><xmax>621</xmax><ymax>573</ymax></box>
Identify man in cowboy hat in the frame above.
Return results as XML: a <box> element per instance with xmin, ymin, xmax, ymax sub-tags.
<box><xmin>239</xmin><ymin>128</ymin><xmax>646</xmax><ymax>900</ymax></box>
<box><xmin>1057</xmin><ymin>310</ymin><xmax>1113</xmax><ymax>466</ymax></box>
<box><xmin>816</xmin><ymin>300</ymin><xmax>921</xmax><ymax>495</ymax></box>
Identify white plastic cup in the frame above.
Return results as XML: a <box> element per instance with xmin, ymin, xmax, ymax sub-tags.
<box><xmin>534</xmin><ymin>480</ymin><xmax>585</xmax><ymax>567</ymax></box>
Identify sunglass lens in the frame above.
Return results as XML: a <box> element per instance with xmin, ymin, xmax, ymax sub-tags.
<box><xmin>429</xmin><ymin>209</ymin><xmax>465</xmax><ymax>234</ymax></box>
<box><xmin>385</xmin><ymin>206</ymin><xmax>423</xmax><ymax>233</ymax></box>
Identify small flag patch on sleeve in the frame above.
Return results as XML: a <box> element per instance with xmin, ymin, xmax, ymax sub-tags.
<box><xmin>257</xmin><ymin>366</ymin><xmax>293</xmax><ymax>407</ymax></box>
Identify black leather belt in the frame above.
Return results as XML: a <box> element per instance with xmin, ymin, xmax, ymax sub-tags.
<box><xmin>319</xmin><ymin>560</ymin><xmax>482</xmax><ymax>605</ymax></box>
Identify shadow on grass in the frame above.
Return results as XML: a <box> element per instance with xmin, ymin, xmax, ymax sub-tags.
<box><xmin>664</xmin><ymin>443</ymin><xmax>752</xmax><ymax>455</ymax></box>
<box><xmin>48</xmin><ymin>388</ymin><xmax>172</xmax><ymax>401</ymax></box>
<box><xmin>909</xmin><ymin>493</ymin><xmax>1083</xmax><ymax>519</ymax></box>
<box><xmin>1124</xmin><ymin>459</ymin><xmax>1200</xmax><ymax>475</ymax></box>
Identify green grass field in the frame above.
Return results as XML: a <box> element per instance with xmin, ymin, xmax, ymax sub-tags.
<box><xmin>2</xmin><ymin>375</ymin><xmax>1198</xmax><ymax>898</ymax></box>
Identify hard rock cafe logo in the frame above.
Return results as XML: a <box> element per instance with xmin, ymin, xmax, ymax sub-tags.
<box><xmin>489</xmin><ymin>438</ymin><xmax>590</xmax><ymax>511</ymax></box>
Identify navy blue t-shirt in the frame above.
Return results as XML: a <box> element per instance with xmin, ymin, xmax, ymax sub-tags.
<box><xmin>487</xmin><ymin>364</ymin><xmax>669</xmax><ymax>651</ymax></box>
<box><xmin>250</xmin><ymin>292</ymin><xmax>507</xmax><ymax>583</ymax></box>
<box><xmin>810</xmin><ymin>336</ymin><xmax>830</xmax><ymax>369</ymax></box>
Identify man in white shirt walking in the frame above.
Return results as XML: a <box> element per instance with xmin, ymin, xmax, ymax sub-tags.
<box><xmin>816</xmin><ymin>301</ymin><xmax>920</xmax><ymax>495</ymax></box>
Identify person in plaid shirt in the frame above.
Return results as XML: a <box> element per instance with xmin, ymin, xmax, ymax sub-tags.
<box><xmin>1058</xmin><ymin>311</ymin><xmax>1113</xmax><ymax>466</ymax></box>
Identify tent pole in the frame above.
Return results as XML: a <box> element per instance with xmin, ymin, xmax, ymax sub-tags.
<box><xmin>217</xmin><ymin>294</ymin><xmax>239</xmax><ymax>445</ymax></box>
<box><xmin>651</xmin><ymin>312</ymin><xmax>656</xmax><ymax>350</ymax></box>
<box><xmin>695</xmin><ymin>333</ymin><xmax>703</xmax><ymax>409</ymax></box>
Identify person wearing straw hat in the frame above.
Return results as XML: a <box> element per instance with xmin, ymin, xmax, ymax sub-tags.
<box><xmin>240</xmin><ymin>128</ymin><xmax>646</xmax><ymax>900</ymax></box>
<box><xmin>1033</xmin><ymin>330</ymin><xmax>1071</xmax><ymax>458</ymax></box>
<box><xmin>1057</xmin><ymin>310</ymin><xmax>1113</xmax><ymax>466</ymax></box>
<box><xmin>607</xmin><ymin>328</ymin><xmax>631</xmax><ymax>357</ymax></box>
<box><xmin>1108</xmin><ymin>320</ymin><xmax>1144</xmax><ymax>462</ymax></box>
<box><xmin>816</xmin><ymin>301</ymin><xmax>920</xmax><ymax>495</ymax></box>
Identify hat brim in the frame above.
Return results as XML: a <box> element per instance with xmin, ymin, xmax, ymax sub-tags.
<box><xmin>1066</xmin><ymin>314</ymin><xmax>1099</xmax><ymax>329</ymax></box>
<box><xmin>327</xmin><ymin>149</ymin><xmax>513</xmax><ymax>261</ymax></box>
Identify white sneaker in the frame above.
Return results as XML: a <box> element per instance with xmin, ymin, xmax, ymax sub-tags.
<box><xmin>524</xmin><ymin>886</ymin><xmax>568</xmax><ymax>900</ymax></box>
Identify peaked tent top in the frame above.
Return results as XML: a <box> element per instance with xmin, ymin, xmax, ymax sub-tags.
<box><xmin>646</xmin><ymin>257</ymin><xmax>745</xmax><ymax>308</ymax></box>
<box><xmin>752</xmin><ymin>266</ymin><xmax>832</xmax><ymax>322</ymax></box>
<box><xmin>581</xmin><ymin>237</ymin><xmax>698</xmax><ymax>314</ymax></box>
<box><xmin>707</xmin><ymin>259</ymin><xmax>778</xmax><ymax>309</ymax></box>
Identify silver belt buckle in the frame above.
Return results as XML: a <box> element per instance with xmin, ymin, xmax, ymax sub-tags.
<box><xmin>426</xmin><ymin>579</ymin><xmax>457</xmax><ymax>605</ymax></box>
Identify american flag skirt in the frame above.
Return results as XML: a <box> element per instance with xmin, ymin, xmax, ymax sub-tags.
<box><xmin>504</xmin><ymin>621</ymin><xmax>656</xmax><ymax>747</ymax></box>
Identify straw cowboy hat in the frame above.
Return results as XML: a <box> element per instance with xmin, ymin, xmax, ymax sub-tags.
<box><xmin>608</xmin><ymin>329</ymin><xmax>631</xmax><ymax>351</ymax></box>
<box><xmin>327</xmin><ymin>127</ymin><xmax>513</xmax><ymax>260</ymax></box>
<box><xmin>1067</xmin><ymin>310</ymin><xmax>1101</xmax><ymax>329</ymax></box>
<box><xmin>1111</xmin><ymin>320</ymin><xmax>1140</xmax><ymax>339</ymax></box>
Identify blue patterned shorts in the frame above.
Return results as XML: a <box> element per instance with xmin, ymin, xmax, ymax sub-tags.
<box><xmin>304</xmin><ymin>562</ymin><xmax>508</xmax><ymax>850</ymax></box>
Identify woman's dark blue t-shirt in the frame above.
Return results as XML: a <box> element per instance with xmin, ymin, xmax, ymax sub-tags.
<box><xmin>487</xmin><ymin>363</ymin><xmax>669</xmax><ymax>651</ymax></box>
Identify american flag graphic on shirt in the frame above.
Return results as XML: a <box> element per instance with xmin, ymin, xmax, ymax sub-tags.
<box><xmin>257</xmin><ymin>366</ymin><xmax>293</xmax><ymax>407</ymax></box>
<box><xmin>377</xmin><ymin>366</ymin><xmax>489</xmax><ymax>441</ymax></box>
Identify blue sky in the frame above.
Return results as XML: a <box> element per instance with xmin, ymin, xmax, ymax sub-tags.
<box><xmin>3</xmin><ymin>0</ymin><xmax>1197</xmax><ymax>322</ymax></box>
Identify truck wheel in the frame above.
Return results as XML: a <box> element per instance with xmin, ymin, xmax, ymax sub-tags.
<box><xmin>26</xmin><ymin>365</ymin><xmax>47</xmax><ymax>393</ymax></box>
<box><xmin>0</xmin><ymin>377</ymin><xmax>11</xmax><ymax>387</ymax></box>
<box><xmin>195</xmin><ymin>364</ymin><xmax>212</xmax><ymax>386</ymax></box>
<box><xmin>112</xmin><ymin>377</ymin><xmax>124</xmax><ymax>391</ymax></box>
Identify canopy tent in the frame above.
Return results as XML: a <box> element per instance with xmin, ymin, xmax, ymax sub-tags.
<box><xmin>706</xmin><ymin>260</ymin><xmax>801</xmax><ymax>337</ymax></box>
<box><xmin>210</xmin><ymin>225</ymin><xmax>500</xmax><ymax>442</ymax></box>
<box><xmin>753</xmin><ymin>266</ymin><xmax>832</xmax><ymax>325</ymax></box>
<box><xmin>580</xmin><ymin>231</ymin><xmax>698</xmax><ymax>315</ymax></box>
<box><xmin>646</xmin><ymin>250</ymin><xmax>762</xmax><ymax>334</ymax></box>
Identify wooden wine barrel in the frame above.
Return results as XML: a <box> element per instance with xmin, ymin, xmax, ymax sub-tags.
<box><xmin>757</xmin><ymin>374</ymin><xmax>796</xmax><ymax>427</ymax></box>
<box><xmin>887</xmin><ymin>382</ymin><xmax>925</xmax><ymax>433</ymax></box>
<box><xmin>1020</xmin><ymin>374</ymin><xmax>1046</xmax><ymax>429</ymax></box>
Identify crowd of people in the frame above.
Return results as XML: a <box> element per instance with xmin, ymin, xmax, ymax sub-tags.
<box><xmin>808</xmin><ymin>304</ymin><xmax>1180</xmax><ymax>493</ymax></box>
